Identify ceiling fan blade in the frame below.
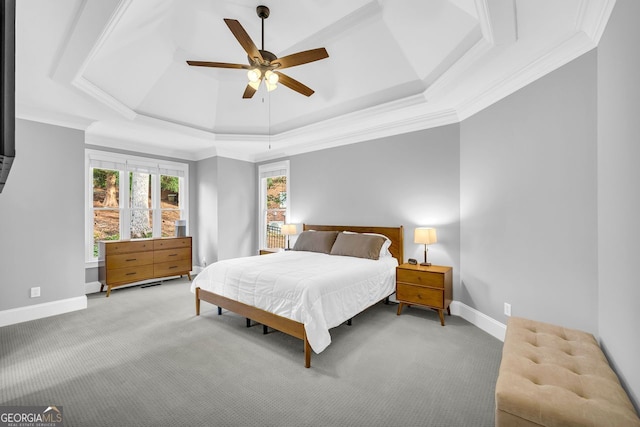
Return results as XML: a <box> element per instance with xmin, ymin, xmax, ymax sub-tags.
<box><xmin>224</xmin><ymin>18</ymin><xmax>264</xmax><ymax>64</ymax></box>
<box><xmin>273</xmin><ymin>48</ymin><xmax>329</xmax><ymax>70</ymax></box>
<box><xmin>186</xmin><ymin>60</ymin><xmax>251</xmax><ymax>69</ymax></box>
<box><xmin>274</xmin><ymin>72</ymin><xmax>315</xmax><ymax>97</ymax></box>
<box><xmin>243</xmin><ymin>84</ymin><xmax>257</xmax><ymax>99</ymax></box>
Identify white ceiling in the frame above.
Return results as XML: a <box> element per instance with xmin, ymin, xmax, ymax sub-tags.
<box><xmin>16</xmin><ymin>0</ymin><xmax>614</xmax><ymax>162</ymax></box>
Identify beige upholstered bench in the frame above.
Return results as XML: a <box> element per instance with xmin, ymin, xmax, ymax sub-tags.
<box><xmin>495</xmin><ymin>317</ymin><xmax>640</xmax><ymax>427</ymax></box>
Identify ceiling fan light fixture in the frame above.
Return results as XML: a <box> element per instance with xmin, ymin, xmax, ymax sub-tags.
<box><xmin>265</xmin><ymin>70</ymin><xmax>279</xmax><ymax>85</ymax></box>
<box><xmin>265</xmin><ymin>81</ymin><xmax>277</xmax><ymax>92</ymax></box>
<box><xmin>186</xmin><ymin>5</ymin><xmax>328</xmax><ymax>98</ymax></box>
<box><xmin>247</xmin><ymin>68</ymin><xmax>261</xmax><ymax>82</ymax></box>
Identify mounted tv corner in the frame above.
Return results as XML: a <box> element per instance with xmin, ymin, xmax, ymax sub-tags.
<box><xmin>0</xmin><ymin>0</ymin><xmax>15</xmax><ymax>194</ymax></box>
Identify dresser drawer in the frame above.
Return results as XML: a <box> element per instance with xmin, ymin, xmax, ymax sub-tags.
<box><xmin>154</xmin><ymin>259</ymin><xmax>191</xmax><ymax>277</ymax></box>
<box><xmin>396</xmin><ymin>283</ymin><xmax>443</xmax><ymax>308</ymax></box>
<box><xmin>107</xmin><ymin>251</ymin><xmax>154</xmax><ymax>269</ymax></box>
<box><xmin>154</xmin><ymin>247</ymin><xmax>191</xmax><ymax>263</ymax></box>
<box><xmin>154</xmin><ymin>238</ymin><xmax>191</xmax><ymax>251</ymax></box>
<box><xmin>105</xmin><ymin>240</ymin><xmax>153</xmax><ymax>255</ymax></box>
<box><xmin>396</xmin><ymin>269</ymin><xmax>445</xmax><ymax>288</ymax></box>
<box><xmin>107</xmin><ymin>264</ymin><xmax>154</xmax><ymax>285</ymax></box>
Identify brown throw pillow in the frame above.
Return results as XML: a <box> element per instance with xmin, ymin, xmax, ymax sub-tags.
<box><xmin>292</xmin><ymin>230</ymin><xmax>339</xmax><ymax>254</ymax></box>
<box><xmin>329</xmin><ymin>232</ymin><xmax>385</xmax><ymax>260</ymax></box>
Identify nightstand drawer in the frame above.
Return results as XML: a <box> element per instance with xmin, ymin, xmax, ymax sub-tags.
<box><xmin>396</xmin><ymin>284</ymin><xmax>443</xmax><ymax>308</ymax></box>
<box><xmin>397</xmin><ymin>269</ymin><xmax>445</xmax><ymax>288</ymax></box>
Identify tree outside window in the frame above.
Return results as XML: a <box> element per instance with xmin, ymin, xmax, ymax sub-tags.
<box><xmin>87</xmin><ymin>151</ymin><xmax>189</xmax><ymax>262</ymax></box>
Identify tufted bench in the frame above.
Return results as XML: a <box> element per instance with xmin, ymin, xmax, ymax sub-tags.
<box><xmin>495</xmin><ymin>317</ymin><xmax>640</xmax><ymax>427</ymax></box>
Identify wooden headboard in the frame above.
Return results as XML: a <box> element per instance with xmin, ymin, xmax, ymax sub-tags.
<box><xmin>303</xmin><ymin>224</ymin><xmax>404</xmax><ymax>264</ymax></box>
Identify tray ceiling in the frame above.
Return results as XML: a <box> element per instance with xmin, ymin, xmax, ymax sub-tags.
<box><xmin>16</xmin><ymin>0</ymin><xmax>614</xmax><ymax>161</ymax></box>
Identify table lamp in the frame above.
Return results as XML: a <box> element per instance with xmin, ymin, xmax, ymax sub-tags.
<box><xmin>414</xmin><ymin>227</ymin><xmax>437</xmax><ymax>266</ymax></box>
<box><xmin>281</xmin><ymin>224</ymin><xmax>297</xmax><ymax>250</ymax></box>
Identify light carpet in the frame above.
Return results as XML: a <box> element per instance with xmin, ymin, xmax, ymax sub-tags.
<box><xmin>0</xmin><ymin>277</ymin><xmax>503</xmax><ymax>426</ymax></box>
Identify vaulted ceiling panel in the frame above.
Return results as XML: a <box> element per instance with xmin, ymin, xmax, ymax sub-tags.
<box><xmin>136</xmin><ymin>61</ymin><xmax>220</xmax><ymax>130</ymax></box>
<box><xmin>380</xmin><ymin>0</ymin><xmax>481</xmax><ymax>81</ymax></box>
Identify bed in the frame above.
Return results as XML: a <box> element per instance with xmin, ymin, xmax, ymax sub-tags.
<box><xmin>192</xmin><ymin>224</ymin><xmax>404</xmax><ymax>367</ymax></box>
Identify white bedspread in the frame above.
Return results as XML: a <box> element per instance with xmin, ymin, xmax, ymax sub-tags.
<box><xmin>190</xmin><ymin>251</ymin><xmax>397</xmax><ymax>353</ymax></box>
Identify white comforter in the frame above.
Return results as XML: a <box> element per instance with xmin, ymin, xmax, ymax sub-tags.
<box><xmin>190</xmin><ymin>251</ymin><xmax>397</xmax><ymax>353</ymax></box>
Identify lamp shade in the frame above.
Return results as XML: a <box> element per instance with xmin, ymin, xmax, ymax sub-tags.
<box><xmin>414</xmin><ymin>227</ymin><xmax>437</xmax><ymax>245</ymax></box>
<box><xmin>281</xmin><ymin>224</ymin><xmax>297</xmax><ymax>236</ymax></box>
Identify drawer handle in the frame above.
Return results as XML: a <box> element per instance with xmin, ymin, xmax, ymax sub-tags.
<box><xmin>168</xmin><ymin>254</ymin><xmax>178</xmax><ymax>257</ymax></box>
<box><xmin>126</xmin><ymin>258</ymin><xmax>137</xmax><ymax>262</ymax></box>
<box><xmin>168</xmin><ymin>266</ymin><xmax>178</xmax><ymax>269</ymax></box>
<box><xmin>126</xmin><ymin>272</ymin><xmax>137</xmax><ymax>276</ymax></box>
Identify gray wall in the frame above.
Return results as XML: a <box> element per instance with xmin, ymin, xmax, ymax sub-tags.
<box><xmin>597</xmin><ymin>0</ymin><xmax>640</xmax><ymax>408</ymax></box>
<box><xmin>285</xmin><ymin>125</ymin><xmax>461</xmax><ymax>286</ymax></box>
<box><xmin>217</xmin><ymin>157</ymin><xmax>257</xmax><ymax>260</ymax></box>
<box><xmin>196</xmin><ymin>156</ymin><xmax>218</xmax><ymax>267</ymax></box>
<box><xmin>459</xmin><ymin>51</ymin><xmax>598</xmax><ymax>332</ymax></box>
<box><xmin>0</xmin><ymin>120</ymin><xmax>85</xmax><ymax>310</ymax></box>
<box><xmin>196</xmin><ymin>156</ymin><xmax>256</xmax><ymax>265</ymax></box>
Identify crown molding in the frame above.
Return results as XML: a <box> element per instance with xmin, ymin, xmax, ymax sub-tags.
<box><xmin>425</xmin><ymin>38</ymin><xmax>493</xmax><ymax>101</ymax></box>
<box><xmin>578</xmin><ymin>0</ymin><xmax>616</xmax><ymax>43</ymax></box>
<box><xmin>455</xmin><ymin>31</ymin><xmax>596</xmax><ymax>121</ymax></box>
<box><xmin>71</xmin><ymin>0</ymin><xmax>136</xmax><ymax>119</ymax></box>
<box><xmin>72</xmin><ymin>76</ymin><xmax>137</xmax><ymax>120</ymax></box>
<box><xmin>252</xmin><ymin>105</ymin><xmax>459</xmax><ymax>162</ymax></box>
<box><xmin>16</xmin><ymin>104</ymin><xmax>95</xmax><ymax>131</ymax></box>
<box><xmin>475</xmin><ymin>0</ymin><xmax>517</xmax><ymax>45</ymax></box>
<box><xmin>84</xmin><ymin>132</ymin><xmax>200</xmax><ymax>161</ymax></box>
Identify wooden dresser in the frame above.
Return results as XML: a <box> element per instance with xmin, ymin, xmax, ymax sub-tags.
<box><xmin>98</xmin><ymin>237</ymin><xmax>192</xmax><ymax>297</ymax></box>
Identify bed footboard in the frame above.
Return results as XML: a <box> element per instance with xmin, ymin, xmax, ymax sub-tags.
<box><xmin>195</xmin><ymin>287</ymin><xmax>312</xmax><ymax>368</ymax></box>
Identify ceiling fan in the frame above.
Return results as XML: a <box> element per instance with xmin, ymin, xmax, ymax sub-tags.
<box><xmin>186</xmin><ymin>5</ymin><xmax>329</xmax><ymax>99</ymax></box>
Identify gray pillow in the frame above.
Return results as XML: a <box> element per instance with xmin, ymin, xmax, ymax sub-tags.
<box><xmin>292</xmin><ymin>230</ymin><xmax>339</xmax><ymax>254</ymax></box>
<box><xmin>329</xmin><ymin>232</ymin><xmax>385</xmax><ymax>260</ymax></box>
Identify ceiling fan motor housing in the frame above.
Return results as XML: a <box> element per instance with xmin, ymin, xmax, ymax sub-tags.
<box><xmin>257</xmin><ymin>5</ymin><xmax>270</xmax><ymax>20</ymax></box>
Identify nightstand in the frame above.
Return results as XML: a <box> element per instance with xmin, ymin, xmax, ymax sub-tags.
<box><xmin>396</xmin><ymin>263</ymin><xmax>453</xmax><ymax>326</ymax></box>
<box><xmin>259</xmin><ymin>248</ymin><xmax>284</xmax><ymax>255</ymax></box>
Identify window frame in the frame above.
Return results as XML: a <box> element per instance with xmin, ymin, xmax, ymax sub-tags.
<box><xmin>85</xmin><ymin>149</ymin><xmax>189</xmax><ymax>266</ymax></box>
<box><xmin>258</xmin><ymin>160</ymin><xmax>290</xmax><ymax>250</ymax></box>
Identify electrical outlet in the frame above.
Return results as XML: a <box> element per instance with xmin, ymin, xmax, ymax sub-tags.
<box><xmin>30</xmin><ymin>287</ymin><xmax>41</xmax><ymax>298</ymax></box>
<box><xmin>504</xmin><ymin>302</ymin><xmax>511</xmax><ymax>317</ymax></box>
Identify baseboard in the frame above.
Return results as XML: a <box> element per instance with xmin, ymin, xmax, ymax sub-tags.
<box><xmin>0</xmin><ymin>296</ymin><xmax>87</xmax><ymax>328</ymax></box>
<box><xmin>85</xmin><ymin>281</ymin><xmax>102</xmax><ymax>294</ymax></box>
<box><xmin>450</xmin><ymin>301</ymin><xmax>506</xmax><ymax>342</ymax></box>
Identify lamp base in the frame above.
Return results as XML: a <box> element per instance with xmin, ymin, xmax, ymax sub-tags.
<box><xmin>420</xmin><ymin>262</ymin><xmax>432</xmax><ymax>267</ymax></box>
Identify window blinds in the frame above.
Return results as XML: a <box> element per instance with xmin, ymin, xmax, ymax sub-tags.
<box><xmin>89</xmin><ymin>155</ymin><xmax>186</xmax><ymax>177</ymax></box>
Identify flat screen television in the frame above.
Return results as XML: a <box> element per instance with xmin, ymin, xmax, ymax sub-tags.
<box><xmin>0</xmin><ymin>0</ymin><xmax>15</xmax><ymax>193</ymax></box>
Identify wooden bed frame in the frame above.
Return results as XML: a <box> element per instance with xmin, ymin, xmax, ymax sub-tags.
<box><xmin>195</xmin><ymin>224</ymin><xmax>404</xmax><ymax>368</ymax></box>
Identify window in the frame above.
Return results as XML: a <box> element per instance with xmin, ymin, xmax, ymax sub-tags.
<box><xmin>258</xmin><ymin>161</ymin><xmax>290</xmax><ymax>249</ymax></box>
<box><xmin>86</xmin><ymin>150</ymin><xmax>189</xmax><ymax>263</ymax></box>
